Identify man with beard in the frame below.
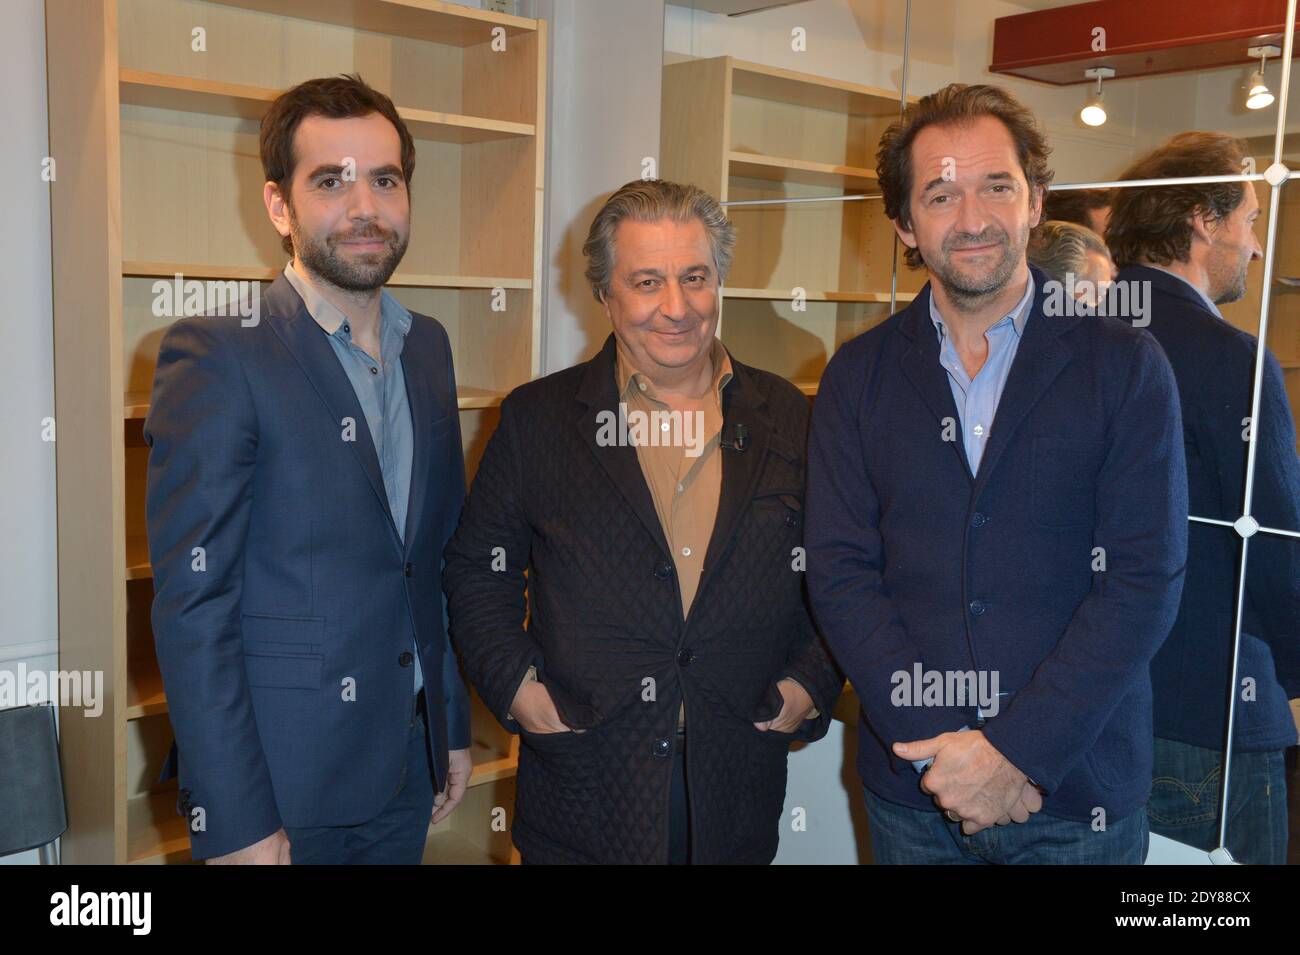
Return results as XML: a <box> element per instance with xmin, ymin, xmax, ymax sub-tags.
<box><xmin>145</xmin><ymin>75</ymin><xmax>472</xmax><ymax>863</ymax></box>
<box><xmin>805</xmin><ymin>84</ymin><xmax>1188</xmax><ymax>863</ymax></box>
<box><xmin>1109</xmin><ymin>133</ymin><xmax>1300</xmax><ymax>864</ymax></box>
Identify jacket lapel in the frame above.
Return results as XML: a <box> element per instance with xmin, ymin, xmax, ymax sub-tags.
<box><xmin>898</xmin><ymin>284</ymin><xmax>974</xmax><ymax>481</ymax></box>
<box><xmin>399</xmin><ymin>323</ymin><xmax>439</xmax><ymax>552</ymax></box>
<box><xmin>971</xmin><ymin>267</ymin><xmax>1077</xmax><ymax>497</ymax></box>
<box><xmin>263</xmin><ymin>273</ymin><xmax>401</xmax><ymax>550</ymax></box>
<box><xmin>574</xmin><ymin>335</ymin><xmax>671</xmax><ymax>557</ymax></box>
<box><xmin>699</xmin><ymin>362</ymin><xmax>773</xmax><ymax>582</ymax></box>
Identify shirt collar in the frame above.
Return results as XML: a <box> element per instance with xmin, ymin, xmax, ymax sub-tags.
<box><xmin>929</xmin><ymin>272</ymin><xmax>1035</xmax><ymax>343</ymax></box>
<box><xmin>615</xmin><ymin>335</ymin><xmax>734</xmax><ymax>402</ymax></box>
<box><xmin>283</xmin><ymin>261</ymin><xmax>412</xmax><ymax>340</ymax></box>
<box><xmin>1143</xmin><ymin>264</ymin><xmax>1223</xmax><ymax>318</ymax></box>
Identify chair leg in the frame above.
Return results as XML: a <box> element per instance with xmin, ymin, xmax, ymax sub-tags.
<box><xmin>37</xmin><ymin>840</ymin><xmax>60</xmax><ymax>865</ymax></box>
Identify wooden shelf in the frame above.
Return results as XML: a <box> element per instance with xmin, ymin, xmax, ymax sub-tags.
<box><xmin>422</xmin><ymin>828</ymin><xmax>505</xmax><ymax>865</ymax></box>
<box><xmin>122</xmin><ymin>260</ymin><xmax>532</xmax><ymax>290</ymax></box>
<box><xmin>125</xmin><ymin>532</ymin><xmax>151</xmax><ymax>580</ymax></box>
<box><xmin>127</xmin><ymin>789</ymin><xmax>191</xmax><ymax>864</ymax></box>
<box><xmin>724</xmin><ymin>287</ymin><xmax>914</xmax><ymax>304</ymax></box>
<box><xmin>119</xmin><ymin>69</ymin><xmax>536</xmax><ymax>143</ymax></box>
<box><xmin>125</xmin><ymin>386</ymin><xmax>504</xmax><ymax>422</ymax></box>
<box><xmin>206</xmin><ymin>0</ymin><xmax>537</xmax><ymax>47</ymax></box>
<box><xmin>728</xmin><ymin>151</ymin><xmax>878</xmax><ymax>191</ymax></box>
<box><xmin>729</xmin><ymin>58</ymin><xmax>904</xmax><ymax>117</ymax></box>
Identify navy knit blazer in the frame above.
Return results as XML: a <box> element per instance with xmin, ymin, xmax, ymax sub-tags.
<box><xmin>806</xmin><ymin>265</ymin><xmax>1188</xmax><ymax>823</ymax></box>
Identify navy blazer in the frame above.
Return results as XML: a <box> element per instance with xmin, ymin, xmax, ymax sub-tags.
<box><xmin>145</xmin><ymin>273</ymin><xmax>471</xmax><ymax>860</ymax></box>
<box><xmin>806</xmin><ymin>265</ymin><xmax>1188</xmax><ymax>823</ymax></box>
<box><xmin>1121</xmin><ymin>264</ymin><xmax>1300</xmax><ymax>752</ymax></box>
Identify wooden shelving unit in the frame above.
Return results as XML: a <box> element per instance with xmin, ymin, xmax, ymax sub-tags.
<box><xmin>660</xmin><ymin>56</ymin><xmax>921</xmax><ymax>394</ymax></box>
<box><xmin>48</xmin><ymin>0</ymin><xmax>543</xmax><ymax>865</ymax></box>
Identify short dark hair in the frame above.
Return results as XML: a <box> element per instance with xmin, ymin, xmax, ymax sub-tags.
<box><xmin>1043</xmin><ymin>188</ymin><xmax>1112</xmax><ymax>229</ymax></box>
<box><xmin>876</xmin><ymin>83</ymin><xmax>1054</xmax><ymax>269</ymax></box>
<box><xmin>259</xmin><ymin>74</ymin><xmax>416</xmax><ymax>255</ymax></box>
<box><xmin>1107</xmin><ymin>132</ymin><xmax>1250</xmax><ymax>269</ymax></box>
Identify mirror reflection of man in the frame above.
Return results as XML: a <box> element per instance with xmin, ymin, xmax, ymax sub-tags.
<box><xmin>1110</xmin><ymin>132</ymin><xmax>1300</xmax><ymax>865</ymax></box>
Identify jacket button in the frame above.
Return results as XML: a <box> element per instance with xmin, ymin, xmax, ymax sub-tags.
<box><xmin>969</xmin><ymin>600</ymin><xmax>986</xmax><ymax>616</ymax></box>
<box><xmin>676</xmin><ymin>647</ymin><xmax>694</xmax><ymax>666</ymax></box>
<box><xmin>399</xmin><ymin>651</ymin><xmax>414</xmax><ymax>667</ymax></box>
<box><xmin>970</xmin><ymin>512</ymin><xmax>987</xmax><ymax>527</ymax></box>
<box><xmin>651</xmin><ymin>738</ymin><xmax>671</xmax><ymax>757</ymax></box>
<box><xmin>404</xmin><ymin>562</ymin><xmax>413</xmax><ymax>577</ymax></box>
<box><xmin>784</xmin><ymin>513</ymin><xmax>797</xmax><ymax>527</ymax></box>
<box><xmin>653</xmin><ymin>561</ymin><xmax>673</xmax><ymax>580</ymax></box>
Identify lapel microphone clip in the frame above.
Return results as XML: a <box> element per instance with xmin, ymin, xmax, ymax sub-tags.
<box><xmin>721</xmin><ymin>423</ymin><xmax>748</xmax><ymax>452</ymax></box>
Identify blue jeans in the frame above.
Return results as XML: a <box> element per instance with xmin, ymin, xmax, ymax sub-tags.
<box><xmin>863</xmin><ymin>787</ymin><xmax>1148</xmax><ymax>864</ymax></box>
<box><xmin>285</xmin><ymin>694</ymin><xmax>434</xmax><ymax>864</ymax></box>
<box><xmin>1147</xmin><ymin>736</ymin><xmax>1288</xmax><ymax>865</ymax></box>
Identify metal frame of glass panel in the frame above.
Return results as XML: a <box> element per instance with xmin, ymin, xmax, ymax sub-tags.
<box><xmin>710</xmin><ymin>0</ymin><xmax>1299</xmax><ymax>861</ymax></box>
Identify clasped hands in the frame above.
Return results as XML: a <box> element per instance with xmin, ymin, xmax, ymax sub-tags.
<box><xmin>893</xmin><ymin>729</ymin><xmax>1043</xmax><ymax>835</ymax></box>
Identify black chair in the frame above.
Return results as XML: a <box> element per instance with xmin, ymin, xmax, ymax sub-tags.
<box><xmin>0</xmin><ymin>704</ymin><xmax>68</xmax><ymax>863</ymax></box>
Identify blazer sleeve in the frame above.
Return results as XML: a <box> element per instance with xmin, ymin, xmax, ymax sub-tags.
<box><xmin>776</xmin><ymin>588</ymin><xmax>845</xmax><ymax>743</ymax></box>
<box><xmin>438</xmin><ymin>330</ymin><xmax>473</xmax><ymax>751</ymax></box>
<box><xmin>144</xmin><ymin>318</ymin><xmax>282</xmax><ymax>860</ymax></box>
<box><xmin>442</xmin><ymin>392</ymin><xmax>545</xmax><ymax>730</ymax></box>
<box><xmin>805</xmin><ymin>346</ymin><xmax>974</xmax><ymax>753</ymax></box>
<box><xmin>981</xmin><ymin>333</ymin><xmax>1189</xmax><ymax>793</ymax></box>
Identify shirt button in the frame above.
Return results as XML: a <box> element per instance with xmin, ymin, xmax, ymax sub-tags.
<box><xmin>638</xmin><ymin>381</ymin><xmax>647</xmax><ymax>392</ymax></box>
<box><xmin>676</xmin><ymin>483</ymin><xmax>684</xmax><ymax>493</ymax></box>
<box><xmin>343</xmin><ymin>323</ymin><xmax>350</xmax><ymax>333</ymax></box>
<box><xmin>370</xmin><ymin>366</ymin><xmax>379</xmax><ymax>374</ymax></box>
<box><xmin>681</xmin><ymin>546</ymin><xmax>691</xmax><ymax>557</ymax></box>
<box><xmin>973</xmin><ymin>424</ymin><xmax>985</xmax><ymax>437</ymax></box>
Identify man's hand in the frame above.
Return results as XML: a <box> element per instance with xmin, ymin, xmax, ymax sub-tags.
<box><xmin>431</xmin><ymin>747</ymin><xmax>472</xmax><ymax>825</ymax></box>
<box><xmin>754</xmin><ymin>679</ymin><xmax>816</xmax><ymax>733</ymax></box>
<box><xmin>509</xmin><ymin>679</ymin><xmax>581</xmax><ymax>735</ymax></box>
<box><xmin>207</xmin><ymin>827</ymin><xmax>291</xmax><ymax>865</ymax></box>
<box><xmin>893</xmin><ymin>729</ymin><xmax>1034</xmax><ymax>834</ymax></box>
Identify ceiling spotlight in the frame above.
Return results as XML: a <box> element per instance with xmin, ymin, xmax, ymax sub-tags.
<box><xmin>1081</xmin><ymin>67</ymin><xmax>1115</xmax><ymax>127</ymax></box>
<box><xmin>1246</xmin><ymin>44</ymin><xmax>1280</xmax><ymax>110</ymax></box>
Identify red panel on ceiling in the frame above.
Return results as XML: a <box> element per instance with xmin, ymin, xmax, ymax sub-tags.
<box><xmin>990</xmin><ymin>0</ymin><xmax>1297</xmax><ymax>85</ymax></box>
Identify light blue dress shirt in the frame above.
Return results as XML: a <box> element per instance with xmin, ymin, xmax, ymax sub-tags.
<box><xmin>928</xmin><ymin>274</ymin><xmax>1036</xmax><ymax>476</ymax></box>
<box><xmin>283</xmin><ymin>263</ymin><xmax>423</xmax><ymax>693</ymax></box>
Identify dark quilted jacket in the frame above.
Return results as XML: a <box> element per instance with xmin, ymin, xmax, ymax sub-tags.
<box><xmin>443</xmin><ymin>334</ymin><xmax>843</xmax><ymax>864</ymax></box>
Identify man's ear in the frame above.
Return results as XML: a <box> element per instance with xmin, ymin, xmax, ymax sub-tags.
<box><xmin>264</xmin><ymin>181</ymin><xmax>292</xmax><ymax>244</ymax></box>
<box><xmin>1029</xmin><ymin>186</ymin><xmax>1044</xmax><ymax>229</ymax></box>
<box><xmin>1188</xmin><ymin>206</ymin><xmax>1215</xmax><ymax>245</ymax></box>
<box><xmin>892</xmin><ymin>215</ymin><xmax>919</xmax><ymax>253</ymax></box>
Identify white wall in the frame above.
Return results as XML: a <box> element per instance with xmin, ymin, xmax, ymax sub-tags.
<box><xmin>526</xmin><ymin>0</ymin><xmax>667</xmax><ymax>372</ymax></box>
<box><xmin>0</xmin><ymin>0</ymin><xmax>58</xmax><ymax>866</ymax></box>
